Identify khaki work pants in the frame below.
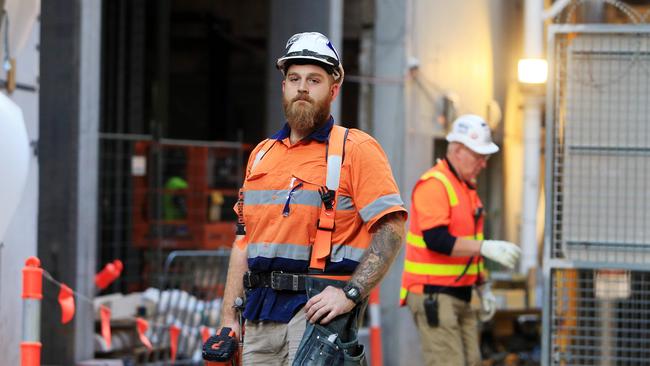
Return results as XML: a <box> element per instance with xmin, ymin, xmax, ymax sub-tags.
<box><xmin>407</xmin><ymin>292</ymin><xmax>481</xmax><ymax>366</ymax></box>
<box><xmin>242</xmin><ymin>306</ymin><xmax>306</xmax><ymax>366</ymax></box>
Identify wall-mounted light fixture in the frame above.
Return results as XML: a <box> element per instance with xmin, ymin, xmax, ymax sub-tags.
<box><xmin>518</xmin><ymin>58</ymin><xmax>548</xmax><ymax>84</ymax></box>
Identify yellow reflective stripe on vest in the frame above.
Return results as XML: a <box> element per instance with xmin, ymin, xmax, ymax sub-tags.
<box><xmin>400</xmin><ymin>287</ymin><xmax>408</xmax><ymax>300</ymax></box>
<box><xmin>420</xmin><ymin>171</ymin><xmax>458</xmax><ymax>207</ymax></box>
<box><xmin>406</xmin><ymin>231</ymin><xmax>485</xmax><ymax>249</ymax></box>
<box><xmin>403</xmin><ymin>259</ymin><xmax>481</xmax><ymax>276</ymax></box>
<box><xmin>406</xmin><ymin>231</ymin><xmax>426</xmax><ymax>248</ymax></box>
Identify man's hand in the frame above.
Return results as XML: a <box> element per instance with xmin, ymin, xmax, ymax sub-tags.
<box><xmin>218</xmin><ymin>320</ymin><xmax>241</xmax><ymax>341</ymax></box>
<box><xmin>304</xmin><ymin>285</ymin><xmax>356</xmax><ymax>325</ymax></box>
<box><xmin>480</xmin><ymin>240</ymin><xmax>521</xmax><ymax>269</ymax></box>
<box><xmin>476</xmin><ymin>283</ymin><xmax>497</xmax><ymax>322</ymax></box>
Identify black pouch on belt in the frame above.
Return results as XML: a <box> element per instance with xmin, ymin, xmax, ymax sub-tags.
<box><xmin>292</xmin><ymin>277</ymin><xmax>368</xmax><ymax>366</ymax></box>
<box><xmin>424</xmin><ymin>293</ymin><xmax>439</xmax><ymax>327</ymax></box>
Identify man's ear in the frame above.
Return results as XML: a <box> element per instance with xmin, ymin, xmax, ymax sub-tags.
<box><xmin>282</xmin><ymin>79</ymin><xmax>286</xmax><ymax>93</ymax></box>
<box><xmin>330</xmin><ymin>82</ymin><xmax>341</xmax><ymax>101</ymax></box>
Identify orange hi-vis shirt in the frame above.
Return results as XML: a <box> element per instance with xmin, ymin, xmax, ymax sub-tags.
<box><xmin>239</xmin><ymin>119</ymin><xmax>406</xmax><ymax>322</ymax></box>
<box><xmin>400</xmin><ymin>159</ymin><xmax>486</xmax><ymax>306</ymax></box>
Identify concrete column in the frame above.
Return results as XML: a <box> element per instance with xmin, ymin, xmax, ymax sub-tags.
<box><xmin>39</xmin><ymin>0</ymin><xmax>101</xmax><ymax>363</ymax></box>
<box><xmin>372</xmin><ymin>1</ymin><xmax>425</xmax><ymax>365</ymax></box>
<box><xmin>520</xmin><ymin>0</ymin><xmax>544</xmax><ymax>275</ymax></box>
<box><xmin>266</xmin><ymin>0</ymin><xmax>343</xmax><ymax>134</ymax></box>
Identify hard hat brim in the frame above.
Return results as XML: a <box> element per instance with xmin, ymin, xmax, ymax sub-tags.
<box><xmin>277</xmin><ymin>55</ymin><xmax>343</xmax><ymax>81</ymax></box>
<box><xmin>446</xmin><ymin>134</ymin><xmax>500</xmax><ymax>155</ymax></box>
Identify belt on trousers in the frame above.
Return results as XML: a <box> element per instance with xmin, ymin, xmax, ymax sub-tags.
<box><xmin>243</xmin><ymin>271</ymin><xmax>352</xmax><ymax>292</ymax></box>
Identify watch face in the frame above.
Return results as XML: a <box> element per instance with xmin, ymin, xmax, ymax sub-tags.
<box><xmin>345</xmin><ymin>286</ymin><xmax>360</xmax><ymax>301</ymax></box>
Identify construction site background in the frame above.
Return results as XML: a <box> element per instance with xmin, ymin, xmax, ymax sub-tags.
<box><xmin>3</xmin><ymin>0</ymin><xmax>650</xmax><ymax>365</ymax></box>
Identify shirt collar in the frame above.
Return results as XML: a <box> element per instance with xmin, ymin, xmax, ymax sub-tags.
<box><xmin>270</xmin><ymin>117</ymin><xmax>334</xmax><ymax>143</ymax></box>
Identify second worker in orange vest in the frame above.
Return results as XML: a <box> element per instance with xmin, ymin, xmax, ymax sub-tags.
<box><xmin>400</xmin><ymin>114</ymin><xmax>521</xmax><ymax>366</ymax></box>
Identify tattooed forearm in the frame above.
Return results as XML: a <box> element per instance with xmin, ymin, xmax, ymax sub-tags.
<box><xmin>350</xmin><ymin>212</ymin><xmax>406</xmax><ymax>297</ymax></box>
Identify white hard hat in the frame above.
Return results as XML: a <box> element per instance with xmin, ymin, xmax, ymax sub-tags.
<box><xmin>446</xmin><ymin>114</ymin><xmax>499</xmax><ymax>155</ymax></box>
<box><xmin>276</xmin><ymin>32</ymin><xmax>344</xmax><ymax>82</ymax></box>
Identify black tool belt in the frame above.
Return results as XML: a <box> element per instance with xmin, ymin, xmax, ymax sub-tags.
<box><xmin>243</xmin><ymin>271</ymin><xmax>306</xmax><ymax>292</ymax></box>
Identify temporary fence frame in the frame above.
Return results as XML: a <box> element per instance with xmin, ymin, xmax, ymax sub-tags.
<box><xmin>543</xmin><ymin>24</ymin><xmax>650</xmax><ymax>365</ymax></box>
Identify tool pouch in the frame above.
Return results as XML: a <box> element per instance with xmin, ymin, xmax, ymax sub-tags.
<box><xmin>292</xmin><ymin>277</ymin><xmax>368</xmax><ymax>366</ymax></box>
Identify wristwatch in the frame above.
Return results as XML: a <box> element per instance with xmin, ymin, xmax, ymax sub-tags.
<box><xmin>342</xmin><ymin>283</ymin><xmax>362</xmax><ymax>304</ymax></box>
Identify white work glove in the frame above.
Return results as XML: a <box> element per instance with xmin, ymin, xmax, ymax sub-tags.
<box><xmin>476</xmin><ymin>283</ymin><xmax>497</xmax><ymax>322</ymax></box>
<box><xmin>480</xmin><ymin>240</ymin><xmax>521</xmax><ymax>269</ymax></box>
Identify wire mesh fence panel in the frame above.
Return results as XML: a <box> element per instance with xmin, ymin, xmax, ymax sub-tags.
<box><xmin>550</xmin><ymin>268</ymin><xmax>650</xmax><ymax>366</ymax></box>
<box><xmin>97</xmin><ymin>134</ymin><xmax>250</xmax><ymax>363</ymax></box>
<box><xmin>99</xmin><ymin>134</ymin><xmax>249</xmax><ymax>292</ymax></box>
<box><xmin>545</xmin><ymin>25</ymin><xmax>650</xmax><ymax>366</ymax></box>
<box><xmin>99</xmin><ymin>135</ymin><xmax>154</xmax><ymax>293</ymax></box>
<box><xmin>549</xmin><ymin>29</ymin><xmax>650</xmax><ymax>264</ymax></box>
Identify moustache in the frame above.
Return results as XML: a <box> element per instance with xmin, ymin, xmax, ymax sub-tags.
<box><xmin>292</xmin><ymin>94</ymin><xmax>314</xmax><ymax>104</ymax></box>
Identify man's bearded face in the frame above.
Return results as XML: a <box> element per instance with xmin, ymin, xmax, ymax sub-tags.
<box><xmin>282</xmin><ymin>89</ymin><xmax>332</xmax><ymax>132</ymax></box>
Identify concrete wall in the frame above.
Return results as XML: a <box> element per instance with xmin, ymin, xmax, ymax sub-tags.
<box><xmin>0</xmin><ymin>18</ymin><xmax>40</xmax><ymax>366</ymax></box>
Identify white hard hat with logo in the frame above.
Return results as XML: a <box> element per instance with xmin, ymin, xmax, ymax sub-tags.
<box><xmin>276</xmin><ymin>32</ymin><xmax>344</xmax><ymax>82</ymax></box>
<box><xmin>446</xmin><ymin>114</ymin><xmax>499</xmax><ymax>155</ymax></box>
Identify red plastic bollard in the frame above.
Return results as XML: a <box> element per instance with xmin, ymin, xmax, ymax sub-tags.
<box><xmin>22</xmin><ymin>257</ymin><xmax>43</xmax><ymax>299</ymax></box>
<box><xmin>369</xmin><ymin>288</ymin><xmax>383</xmax><ymax>366</ymax></box>
<box><xmin>95</xmin><ymin>259</ymin><xmax>123</xmax><ymax>289</ymax></box>
<box><xmin>20</xmin><ymin>342</ymin><xmax>41</xmax><ymax>366</ymax></box>
<box><xmin>21</xmin><ymin>257</ymin><xmax>43</xmax><ymax>366</ymax></box>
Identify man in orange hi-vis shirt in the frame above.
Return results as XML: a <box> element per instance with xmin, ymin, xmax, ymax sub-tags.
<box><xmin>400</xmin><ymin>115</ymin><xmax>521</xmax><ymax>366</ymax></box>
<box><xmin>218</xmin><ymin>32</ymin><xmax>407</xmax><ymax>366</ymax></box>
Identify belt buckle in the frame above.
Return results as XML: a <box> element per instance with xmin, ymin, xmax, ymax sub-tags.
<box><xmin>270</xmin><ymin>271</ymin><xmax>283</xmax><ymax>289</ymax></box>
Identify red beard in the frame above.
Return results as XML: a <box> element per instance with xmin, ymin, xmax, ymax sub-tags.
<box><xmin>283</xmin><ymin>92</ymin><xmax>331</xmax><ymax>133</ymax></box>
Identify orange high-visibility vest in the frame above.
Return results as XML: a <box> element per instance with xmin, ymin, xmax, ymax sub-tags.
<box><xmin>400</xmin><ymin>159</ymin><xmax>486</xmax><ymax>305</ymax></box>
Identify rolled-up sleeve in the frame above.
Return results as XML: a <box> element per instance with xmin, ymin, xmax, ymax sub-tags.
<box><xmin>350</xmin><ymin>138</ymin><xmax>407</xmax><ymax>231</ymax></box>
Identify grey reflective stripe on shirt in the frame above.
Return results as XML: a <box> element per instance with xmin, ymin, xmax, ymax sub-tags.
<box><xmin>326</xmin><ymin>154</ymin><xmax>343</xmax><ymax>190</ymax></box>
<box><xmin>245</xmin><ymin>189</ymin><xmax>322</xmax><ymax>207</ymax></box>
<box><xmin>359</xmin><ymin>193</ymin><xmax>404</xmax><ymax>222</ymax></box>
<box><xmin>247</xmin><ymin>242</ymin><xmax>365</xmax><ymax>263</ymax></box>
<box><xmin>247</xmin><ymin>242</ymin><xmax>311</xmax><ymax>261</ymax></box>
<box><xmin>330</xmin><ymin>244</ymin><xmax>365</xmax><ymax>263</ymax></box>
<box><xmin>336</xmin><ymin>195</ymin><xmax>354</xmax><ymax>211</ymax></box>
